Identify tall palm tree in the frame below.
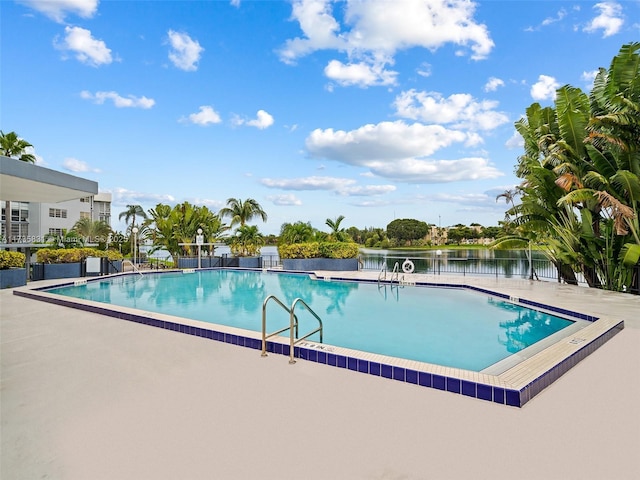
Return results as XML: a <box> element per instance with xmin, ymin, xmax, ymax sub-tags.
<box><xmin>118</xmin><ymin>204</ymin><xmax>148</xmax><ymax>230</ymax></box>
<box><xmin>119</xmin><ymin>205</ymin><xmax>147</xmax><ymax>258</ymax></box>
<box><xmin>495</xmin><ymin>189</ymin><xmax>518</xmax><ymax>221</ymax></box>
<box><xmin>218</xmin><ymin>198</ymin><xmax>267</xmax><ymax>228</ymax></box>
<box><xmin>1</xmin><ymin>131</ymin><xmax>36</xmax><ymax>243</ymax></box>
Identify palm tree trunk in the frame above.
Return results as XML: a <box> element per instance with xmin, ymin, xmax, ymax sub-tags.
<box><xmin>555</xmin><ymin>261</ymin><xmax>579</xmax><ymax>285</ymax></box>
<box><xmin>582</xmin><ymin>265</ymin><xmax>602</xmax><ymax>288</ymax></box>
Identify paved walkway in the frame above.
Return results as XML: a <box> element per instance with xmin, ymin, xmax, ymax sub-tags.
<box><xmin>1</xmin><ymin>276</ymin><xmax>639</xmax><ymax>480</ymax></box>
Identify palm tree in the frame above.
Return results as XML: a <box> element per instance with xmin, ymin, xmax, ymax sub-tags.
<box><xmin>218</xmin><ymin>198</ymin><xmax>267</xmax><ymax>228</ymax></box>
<box><xmin>119</xmin><ymin>205</ymin><xmax>148</xmax><ymax>259</ymax></box>
<box><xmin>44</xmin><ymin>229</ymin><xmax>84</xmax><ymax>249</ymax></box>
<box><xmin>230</xmin><ymin>225</ymin><xmax>264</xmax><ymax>257</ymax></box>
<box><xmin>1</xmin><ymin>131</ymin><xmax>36</xmax><ymax>244</ymax></box>
<box><xmin>325</xmin><ymin>215</ymin><xmax>350</xmax><ymax>241</ymax></box>
<box><xmin>495</xmin><ymin>189</ymin><xmax>518</xmax><ymax>221</ymax></box>
<box><xmin>279</xmin><ymin>221</ymin><xmax>316</xmax><ymax>244</ymax></box>
<box><xmin>0</xmin><ymin>131</ymin><xmax>36</xmax><ymax>163</ymax></box>
<box><xmin>146</xmin><ymin>202</ymin><xmax>228</xmax><ymax>263</ymax></box>
<box><xmin>118</xmin><ymin>205</ymin><xmax>147</xmax><ymax>230</ymax></box>
<box><xmin>71</xmin><ymin>218</ymin><xmax>112</xmax><ymax>245</ymax></box>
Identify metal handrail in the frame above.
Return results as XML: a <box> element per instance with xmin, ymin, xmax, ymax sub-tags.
<box><xmin>122</xmin><ymin>259</ymin><xmax>143</xmax><ymax>276</ymax></box>
<box><xmin>261</xmin><ymin>295</ymin><xmax>324</xmax><ymax>364</ymax></box>
<box><xmin>261</xmin><ymin>295</ymin><xmax>297</xmax><ymax>357</ymax></box>
<box><xmin>391</xmin><ymin>262</ymin><xmax>401</xmax><ymax>284</ymax></box>
<box><xmin>288</xmin><ymin>298</ymin><xmax>323</xmax><ymax>364</ymax></box>
<box><xmin>377</xmin><ymin>262</ymin><xmax>388</xmax><ymax>283</ymax></box>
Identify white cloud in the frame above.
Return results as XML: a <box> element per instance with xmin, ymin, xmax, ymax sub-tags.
<box><xmin>230</xmin><ymin>0</ymin><xmax>241</xmax><ymax>7</ymax></box>
<box><xmin>484</xmin><ymin>77</ymin><xmax>504</xmax><ymax>92</ymax></box>
<box><xmin>185</xmin><ymin>198</ymin><xmax>226</xmax><ymax>209</ymax></box>
<box><xmin>261</xmin><ymin>176</ymin><xmax>396</xmax><ymax>196</ymax></box>
<box><xmin>307</xmin><ymin>121</ymin><xmax>467</xmax><ymax>162</ymax></box>
<box><xmin>428</xmin><ymin>191</ymin><xmax>495</xmax><ymax>206</ymax></box>
<box><xmin>305</xmin><ymin>121</ymin><xmax>502</xmax><ymax>183</ymax></box>
<box><xmin>266</xmin><ymin>194</ymin><xmax>303</xmax><ymax>206</ymax></box>
<box><xmin>62</xmin><ymin>157</ymin><xmax>101</xmax><ymax>173</ymax></box>
<box><xmin>339</xmin><ymin>184</ymin><xmax>396</xmax><ymax>196</ymax></box>
<box><xmin>581</xmin><ymin>69</ymin><xmax>599</xmax><ymax>89</ymax></box>
<box><xmin>324</xmin><ymin>59</ymin><xmax>397</xmax><ymax>87</ymax></box>
<box><xmin>530</xmin><ymin>75</ymin><xmax>559</xmax><ymax>101</ymax></box>
<box><xmin>80</xmin><ymin>90</ymin><xmax>155</xmax><ymax>108</ymax></box>
<box><xmin>110</xmin><ymin>187</ymin><xmax>175</xmax><ymax>206</ymax></box>
<box><xmin>248</xmin><ymin>110</ymin><xmax>274</xmax><ymax>129</ymax></box>
<box><xmin>262</xmin><ymin>176</ymin><xmax>357</xmax><ymax>191</ymax></box>
<box><xmin>181</xmin><ymin>106</ymin><xmax>222</xmax><ymax>126</ymax></box>
<box><xmin>167</xmin><ymin>30</ymin><xmax>204</xmax><ymax>71</ymax></box>
<box><xmin>279</xmin><ymin>0</ymin><xmax>494</xmax><ymax>88</ymax></box>
<box><xmin>22</xmin><ymin>146</ymin><xmax>46</xmax><ymax>166</ymax></box>
<box><xmin>505</xmin><ymin>130</ymin><xmax>524</xmax><ymax>149</ymax></box>
<box><xmin>416</xmin><ymin>62</ymin><xmax>432</xmax><ymax>78</ymax></box>
<box><xmin>584</xmin><ymin>2</ymin><xmax>624</xmax><ymax>37</ymax></box>
<box><xmin>233</xmin><ymin>110</ymin><xmax>274</xmax><ymax>129</ymax></box>
<box><xmin>55</xmin><ymin>26</ymin><xmax>112</xmax><ymax>66</ymax></box>
<box><xmin>278</xmin><ymin>0</ymin><xmax>346</xmax><ymax>64</ymax></box>
<box><xmin>393</xmin><ymin>90</ymin><xmax>509</xmax><ymax>131</ymax></box>
<box><xmin>542</xmin><ymin>8</ymin><xmax>567</xmax><ymax>27</ymax></box>
<box><xmin>365</xmin><ymin>157</ymin><xmax>502</xmax><ymax>183</ymax></box>
<box><xmin>18</xmin><ymin>0</ymin><xmax>98</xmax><ymax>22</ymax></box>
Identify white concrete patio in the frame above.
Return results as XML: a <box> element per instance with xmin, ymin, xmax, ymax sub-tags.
<box><xmin>1</xmin><ymin>276</ymin><xmax>639</xmax><ymax>479</ymax></box>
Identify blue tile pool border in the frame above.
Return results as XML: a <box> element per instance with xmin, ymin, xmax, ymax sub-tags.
<box><xmin>13</xmin><ymin>269</ymin><xmax>622</xmax><ymax>407</ymax></box>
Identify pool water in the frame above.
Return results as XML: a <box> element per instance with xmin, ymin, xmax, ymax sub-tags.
<box><xmin>48</xmin><ymin>270</ymin><xmax>574</xmax><ymax>371</ymax></box>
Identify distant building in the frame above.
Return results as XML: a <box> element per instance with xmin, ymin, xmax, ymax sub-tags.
<box><xmin>426</xmin><ymin>225</ymin><xmax>448</xmax><ymax>245</ymax></box>
<box><xmin>1</xmin><ymin>193</ymin><xmax>111</xmax><ymax>243</ymax></box>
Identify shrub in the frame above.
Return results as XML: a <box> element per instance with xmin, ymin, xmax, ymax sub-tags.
<box><xmin>36</xmin><ymin>247</ymin><xmax>123</xmax><ymax>264</ymax></box>
<box><xmin>0</xmin><ymin>251</ymin><xmax>26</xmax><ymax>269</ymax></box>
<box><xmin>278</xmin><ymin>242</ymin><xmax>320</xmax><ymax>259</ymax></box>
<box><xmin>278</xmin><ymin>242</ymin><xmax>358</xmax><ymax>259</ymax></box>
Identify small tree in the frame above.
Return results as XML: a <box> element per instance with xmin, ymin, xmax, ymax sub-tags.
<box><xmin>325</xmin><ymin>215</ymin><xmax>351</xmax><ymax>242</ymax></box>
<box><xmin>386</xmin><ymin>218</ymin><xmax>428</xmax><ymax>245</ymax></box>
<box><xmin>230</xmin><ymin>225</ymin><xmax>264</xmax><ymax>257</ymax></box>
<box><xmin>279</xmin><ymin>221</ymin><xmax>317</xmax><ymax>244</ymax></box>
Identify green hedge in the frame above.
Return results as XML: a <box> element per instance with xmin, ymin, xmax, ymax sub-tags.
<box><xmin>0</xmin><ymin>251</ymin><xmax>26</xmax><ymax>269</ymax></box>
<box><xmin>278</xmin><ymin>242</ymin><xmax>359</xmax><ymax>259</ymax></box>
<box><xmin>36</xmin><ymin>248</ymin><xmax>123</xmax><ymax>264</ymax></box>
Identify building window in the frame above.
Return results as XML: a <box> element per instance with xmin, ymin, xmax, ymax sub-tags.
<box><xmin>80</xmin><ymin>211</ymin><xmax>91</xmax><ymax>219</ymax></box>
<box><xmin>49</xmin><ymin>208</ymin><xmax>67</xmax><ymax>219</ymax></box>
<box><xmin>48</xmin><ymin>228</ymin><xmax>64</xmax><ymax>236</ymax></box>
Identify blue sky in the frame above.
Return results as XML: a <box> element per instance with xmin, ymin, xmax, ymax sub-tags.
<box><xmin>2</xmin><ymin>0</ymin><xmax>639</xmax><ymax>235</ymax></box>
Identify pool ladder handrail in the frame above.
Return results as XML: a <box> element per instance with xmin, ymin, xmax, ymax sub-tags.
<box><xmin>378</xmin><ymin>261</ymin><xmax>403</xmax><ymax>285</ymax></box>
<box><xmin>262</xmin><ymin>295</ymin><xmax>324</xmax><ymax>364</ymax></box>
<box><xmin>122</xmin><ymin>259</ymin><xmax>143</xmax><ymax>276</ymax></box>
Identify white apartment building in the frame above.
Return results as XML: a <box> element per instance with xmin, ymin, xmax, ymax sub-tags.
<box><xmin>1</xmin><ymin>193</ymin><xmax>111</xmax><ymax>243</ymax></box>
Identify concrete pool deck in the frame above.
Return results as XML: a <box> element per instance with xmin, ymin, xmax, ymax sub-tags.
<box><xmin>1</xmin><ymin>274</ymin><xmax>639</xmax><ymax>479</ymax></box>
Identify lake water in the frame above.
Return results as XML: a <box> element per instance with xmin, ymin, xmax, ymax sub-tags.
<box><xmin>149</xmin><ymin>245</ymin><xmax>555</xmax><ymax>280</ymax></box>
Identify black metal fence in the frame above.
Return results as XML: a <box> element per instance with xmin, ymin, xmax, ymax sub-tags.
<box><xmin>359</xmin><ymin>255</ymin><xmax>570</xmax><ymax>282</ymax></box>
<box><xmin>29</xmin><ymin>252</ymin><xmax>639</xmax><ymax>294</ymax></box>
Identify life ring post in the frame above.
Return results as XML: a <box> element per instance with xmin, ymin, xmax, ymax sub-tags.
<box><xmin>402</xmin><ymin>258</ymin><xmax>415</xmax><ymax>274</ymax></box>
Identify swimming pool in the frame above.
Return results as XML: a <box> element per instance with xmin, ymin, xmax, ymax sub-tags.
<box><xmin>46</xmin><ymin>269</ymin><xmax>576</xmax><ymax>372</ymax></box>
<box><xmin>16</xmin><ymin>269</ymin><xmax>623</xmax><ymax>407</ymax></box>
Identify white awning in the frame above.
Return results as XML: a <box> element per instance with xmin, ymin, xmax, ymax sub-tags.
<box><xmin>1</xmin><ymin>155</ymin><xmax>98</xmax><ymax>203</ymax></box>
